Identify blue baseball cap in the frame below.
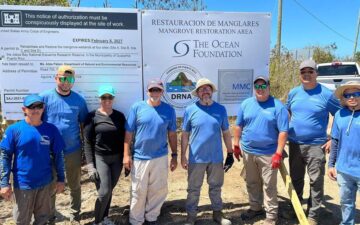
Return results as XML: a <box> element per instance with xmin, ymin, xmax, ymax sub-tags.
<box><xmin>23</xmin><ymin>94</ymin><xmax>44</xmax><ymax>107</ymax></box>
<box><xmin>98</xmin><ymin>85</ymin><xmax>115</xmax><ymax>97</ymax></box>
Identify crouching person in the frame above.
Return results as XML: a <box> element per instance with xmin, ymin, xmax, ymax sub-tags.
<box><xmin>0</xmin><ymin>94</ymin><xmax>65</xmax><ymax>225</ymax></box>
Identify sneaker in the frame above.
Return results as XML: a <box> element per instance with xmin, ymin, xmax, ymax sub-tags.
<box><xmin>240</xmin><ymin>209</ymin><xmax>265</xmax><ymax>221</ymax></box>
<box><xmin>103</xmin><ymin>217</ymin><xmax>115</xmax><ymax>225</ymax></box>
<box><xmin>263</xmin><ymin>218</ymin><xmax>277</xmax><ymax>225</ymax></box>
<box><xmin>213</xmin><ymin>211</ymin><xmax>232</xmax><ymax>225</ymax></box>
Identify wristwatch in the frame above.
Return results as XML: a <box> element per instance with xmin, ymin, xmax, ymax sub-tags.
<box><xmin>171</xmin><ymin>153</ymin><xmax>178</xmax><ymax>158</ymax></box>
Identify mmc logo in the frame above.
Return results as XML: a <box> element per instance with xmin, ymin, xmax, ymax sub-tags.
<box><xmin>1</xmin><ymin>11</ymin><xmax>22</xmax><ymax>26</ymax></box>
<box><xmin>161</xmin><ymin>64</ymin><xmax>202</xmax><ymax>109</ymax></box>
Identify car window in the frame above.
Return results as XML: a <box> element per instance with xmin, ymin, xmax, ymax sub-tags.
<box><xmin>317</xmin><ymin>65</ymin><xmax>359</xmax><ymax>76</ymax></box>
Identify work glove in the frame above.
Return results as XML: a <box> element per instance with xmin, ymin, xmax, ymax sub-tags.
<box><xmin>124</xmin><ymin>168</ymin><xmax>131</xmax><ymax>177</ymax></box>
<box><xmin>223</xmin><ymin>153</ymin><xmax>234</xmax><ymax>172</ymax></box>
<box><xmin>87</xmin><ymin>163</ymin><xmax>100</xmax><ymax>183</ymax></box>
<box><xmin>233</xmin><ymin>145</ymin><xmax>242</xmax><ymax>161</ymax></box>
<box><xmin>271</xmin><ymin>152</ymin><xmax>282</xmax><ymax>169</ymax></box>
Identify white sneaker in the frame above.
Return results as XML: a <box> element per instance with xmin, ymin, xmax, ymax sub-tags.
<box><xmin>103</xmin><ymin>217</ymin><xmax>115</xmax><ymax>225</ymax></box>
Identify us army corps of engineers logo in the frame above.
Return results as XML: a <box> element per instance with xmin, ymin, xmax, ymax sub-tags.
<box><xmin>1</xmin><ymin>11</ymin><xmax>22</xmax><ymax>26</ymax></box>
<box><xmin>161</xmin><ymin>64</ymin><xmax>202</xmax><ymax>109</ymax></box>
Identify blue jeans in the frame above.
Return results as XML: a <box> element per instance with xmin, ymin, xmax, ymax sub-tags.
<box><xmin>337</xmin><ymin>171</ymin><xmax>360</xmax><ymax>225</ymax></box>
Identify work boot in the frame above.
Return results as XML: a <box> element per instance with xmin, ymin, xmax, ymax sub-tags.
<box><xmin>263</xmin><ymin>218</ymin><xmax>278</xmax><ymax>225</ymax></box>
<box><xmin>240</xmin><ymin>209</ymin><xmax>265</xmax><ymax>220</ymax></box>
<box><xmin>184</xmin><ymin>213</ymin><xmax>197</xmax><ymax>225</ymax></box>
<box><xmin>308</xmin><ymin>217</ymin><xmax>318</xmax><ymax>225</ymax></box>
<box><xmin>213</xmin><ymin>211</ymin><xmax>232</xmax><ymax>225</ymax></box>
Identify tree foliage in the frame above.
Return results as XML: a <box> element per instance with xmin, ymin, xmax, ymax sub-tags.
<box><xmin>354</xmin><ymin>51</ymin><xmax>360</xmax><ymax>63</ymax></box>
<box><xmin>68</xmin><ymin>0</ymin><xmax>80</xmax><ymax>7</ymax></box>
<box><xmin>269</xmin><ymin>46</ymin><xmax>300</xmax><ymax>101</ymax></box>
<box><xmin>0</xmin><ymin>0</ymin><xmax>69</xmax><ymax>6</ymax></box>
<box><xmin>312</xmin><ymin>43</ymin><xmax>337</xmax><ymax>63</ymax></box>
<box><xmin>134</xmin><ymin>0</ymin><xmax>206</xmax><ymax>10</ymax></box>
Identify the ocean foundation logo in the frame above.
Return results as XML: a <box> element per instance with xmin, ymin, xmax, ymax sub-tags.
<box><xmin>161</xmin><ymin>64</ymin><xmax>202</xmax><ymax>109</ymax></box>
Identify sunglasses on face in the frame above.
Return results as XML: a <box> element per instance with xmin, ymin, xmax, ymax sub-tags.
<box><xmin>300</xmin><ymin>70</ymin><xmax>315</xmax><ymax>75</ymax></box>
<box><xmin>149</xmin><ymin>88</ymin><xmax>162</xmax><ymax>93</ymax></box>
<box><xmin>197</xmin><ymin>86</ymin><xmax>212</xmax><ymax>92</ymax></box>
<box><xmin>343</xmin><ymin>92</ymin><xmax>360</xmax><ymax>99</ymax></box>
<box><xmin>254</xmin><ymin>84</ymin><xmax>268</xmax><ymax>90</ymax></box>
<box><xmin>58</xmin><ymin>76</ymin><xmax>75</xmax><ymax>84</ymax></box>
<box><xmin>27</xmin><ymin>103</ymin><xmax>44</xmax><ymax>110</ymax></box>
<box><xmin>100</xmin><ymin>95</ymin><xmax>114</xmax><ymax>100</ymax></box>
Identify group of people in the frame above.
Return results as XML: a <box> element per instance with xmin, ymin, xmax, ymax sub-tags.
<box><xmin>0</xmin><ymin>59</ymin><xmax>359</xmax><ymax>225</ymax></box>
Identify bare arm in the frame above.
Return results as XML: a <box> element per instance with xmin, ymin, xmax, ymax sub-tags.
<box><xmin>123</xmin><ymin>131</ymin><xmax>133</xmax><ymax>170</ymax></box>
<box><xmin>181</xmin><ymin>131</ymin><xmax>190</xmax><ymax>170</ymax></box>
<box><xmin>276</xmin><ymin>131</ymin><xmax>288</xmax><ymax>155</ymax></box>
<box><xmin>168</xmin><ymin>131</ymin><xmax>178</xmax><ymax>171</ymax></box>
<box><xmin>233</xmin><ymin>125</ymin><xmax>242</xmax><ymax>146</ymax></box>
<box><xmin>222</xmin><ymin>129</ymin><xmax>233</xmax><ymax>153</ymax></box>
<box><xmin>80</xmin><ymin>123</ymin><xmax>85</xmax><ymax>142</ymax></box>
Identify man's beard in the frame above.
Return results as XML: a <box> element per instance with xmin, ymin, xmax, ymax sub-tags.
<box><xmin>150</xmin><ymin>96</ymin><xmax>161</xmax><ymax>102</ymax></box>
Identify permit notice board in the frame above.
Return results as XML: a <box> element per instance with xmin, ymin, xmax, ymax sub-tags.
<box><xmin>0</xmin><ymin>6</ymin><xmax>142</xmax><ymax>120</ymax></box>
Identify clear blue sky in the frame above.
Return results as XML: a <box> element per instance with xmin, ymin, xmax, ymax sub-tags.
<box><xmin>80</xmin><ymin>0</ymin><xmax>360</xmax><ymax>58</ymax></box>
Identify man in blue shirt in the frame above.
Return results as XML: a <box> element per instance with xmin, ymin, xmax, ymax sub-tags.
<box><xmin>124</xmin><ymin>79</ymin><xmax>177</xmax><ymax>225</ymax></box>
<box><xmin>286</xmin><ymin>59</ymin><xmax>340</xmax><ymax>225</ymax></box>
<box><xmin>0</xmin><ymin>94</ymin><xmax>65</xmax><ymax>225</ymax></box>
<box><xmin>40</xmin><ymin>65</ymin><xmax>88</xmax><ymax>224</ymax></box>
<box><xmin>234</xmin><ymin>76</ymin><xmax>288</xmax><ymax>225</ymax></box>
<box><xmin>328</xmin><ymin>81</ymin><xmax>360</xmax><ymax>225</ymax></box>
<box><xmin>181</xmin><ymin>78</ymin><xmax>234</xmax><ymax>225</ymax></box>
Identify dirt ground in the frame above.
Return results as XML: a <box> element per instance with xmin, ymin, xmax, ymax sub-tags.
<box><xmin>1</xmin><ymin>146</ymin><xmax>360</xmax><ymax>225</ymax></box>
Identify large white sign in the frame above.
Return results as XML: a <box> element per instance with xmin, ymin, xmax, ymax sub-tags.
<box><xmin>142</xmin><ymin>10</ymin><xmax>271</xmax><ymax>116</ymax></box>
<box><xmin>0</xmin><ymin>6</ymin><xmax>142</xmax><ymax>120</ymax></box>
<box><xmin>0</xmin><ymin>7</ymin><xmax>271</xmax><ymax>119</ymax></box>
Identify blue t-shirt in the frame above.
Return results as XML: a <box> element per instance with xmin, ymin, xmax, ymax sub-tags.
<box><xmin>0</xmin><ymin>120</ymin><xmax>65</xmax><ymax>190</ymax></box>
<box><xmin>286</xmin><ymin>84</ymin><xmax>340</xmax><ymax>144</ymax></box>
<box><xmin>40</xmin><ymin>89</ymin><xmax>88</xmax><ymax>155</ymax></box>
<box><xmin>126</xmin><ymin>101</ymin><xmax>176</xmax><ymax>160</ymax></box>
<box><xmin>331</xmin><ymin>108</ymin><xmax>360</xmax><ymax>178</ymax></box>
<box><xmin>236</xmin><ymin>96</ymin><xmax>289</xmax><ymax>155</ymax></box>
<box><xmin>182</xmin><ymin>101</ymin><xmax>229</xmax><ymax>164</ymax></box>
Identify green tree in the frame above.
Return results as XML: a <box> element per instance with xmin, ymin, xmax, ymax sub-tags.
<box><xmin>269</xmin><ymin>46</ymin><xmax>300</xmax><ymax>101</ymax></box>
<box><xmin>312</xmin><ymin>43</ymin><xmax>337</xmax><ymax>63</ymax></box>
<box><xmin>134</xmin><ymin>0</ymin><xmax>206</xmax><ymax>10</ymax></box>
<box><xmin>0</xmin><ymin>0</ymin><xmax>69</xmax><ymax>6</ymax></box>
<box><xmin>354</xmin><ymin>51</ymin><xmax>360</xmax><ymax>63</ymax></box>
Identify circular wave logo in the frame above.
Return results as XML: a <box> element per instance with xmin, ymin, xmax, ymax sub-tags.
<box><xmin>161</xmin><ymin>64</ymin><xmax>202</xmax><ymax>109</ymax></box>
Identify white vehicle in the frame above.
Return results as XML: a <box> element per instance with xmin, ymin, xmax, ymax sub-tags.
<box><xmin>317</xmin><ymin>62</ymin><xmax>360</xmax><ymax>91</ymax></box>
